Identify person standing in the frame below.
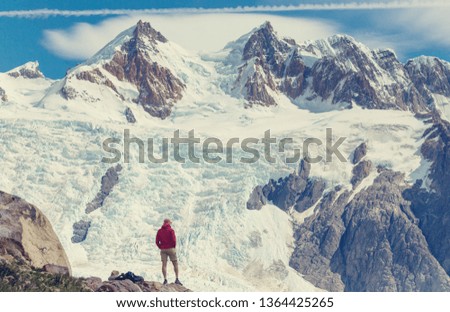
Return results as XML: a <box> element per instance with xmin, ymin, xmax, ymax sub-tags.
<box><xmin>155</xmin><ymin>218</ymin><xmax>182</xmax><ymax>285</ymax></box>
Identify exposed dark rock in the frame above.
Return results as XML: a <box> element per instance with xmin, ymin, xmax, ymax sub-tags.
<box><xmin>290</xmin><ymin>170</ymin><xmax>450</xmax><ymax>291</ymax></box>
<box><xmin>60</xmin><ymin>84</ymin><xmax>77</xmax><ymax>100</ymax></box>
<box><xmin>7</xmin><ymin>62</ymin><xmax>44</xmax><ymax>79</ymax></box>
<box><xmin>103</xmin><ymin>21</ymin><xmax>185</xmax><ymax>119</ymax></box>
<box><xmin>331</xmin><ymin>171</ymin><xmax>450</xmax><ymax>291</ymax></box>
<box><xmin>0</xmin><ymin>87</ymin><xmax>7</xmax><ymax>102</ymax></box>
<box><xmin>246</xmin><ymin>159</ymin><xmax>326</xmax><ymax>213</ymax></box>
<box><xmin>231</xmin><ymin>24</ymin><xmax>450</xmax><ymax>112</ymax></box>
<box><xmin>125</xmin><ymin>107</ymin><xmax>136</xmax><ymax>123</ymax></box>
<box><xmin>247</xmin><ymin>185</ymin><xmax>266</xmax><ymax>210</ymax></box>
<box><xmin>405</xmin><ymin>57</ymin><xmax>450</xmax><ymax>101</ymax></box>
<box><xmin>405</xmin><ymin>111</ymin><xmax>450</xmax><ymax>275</ymax></box>
<box><xmin>290</xmin><ymin>188</ymin><xmax>350</xmax><ymax>291</ymax></box>
<box><xmin>350</xmin><ymin>160</ymin><xmax>372</xmax><ymax>189</ymax></box>
<box><xmin>0</xmin><ymin>191</ymin><xmax>71</xmax><ymax>273</ymax></box>
<box><xmin>85</xmin><ymin>164</ymin><xmax>122</xmax><ymax>214</ymax></box>
<box><xmin>71</xmin><ymin>220</ymin><xmax>91</xmax><ymax>243</ymax></box>
<box><xmin>236</xmin><ymin>22</ymin><xmax>304</xmax><ymax>107</ymax></box>
<box><xmin>352</xmin><ymin>142</ymin><xmax>368</xmax><ymax>164</ymax></box>
<box><xmin>75</xmin><ymin>69</ymin><xmax>124</xmax><ymax>100</ymax></box>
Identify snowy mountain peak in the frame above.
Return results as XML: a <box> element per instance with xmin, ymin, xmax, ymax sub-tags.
<box><xmin>49</xmin><ymin>20</ymin><xmax>185</xmax><ymax>120</ymax></box>
<box><xmin>243</xmin><ymin>21</ymin><xmax>293</xmax><ymax>61</ymax></box>
<box><xmin>133</xmin><ymin>20</ymin><xmax>168</xmax><ymax>44</ymax></box>
<box><xmin>7</xmin><ymin>61</ymin><xmax>44</xmax><ymax>79</ymax></box>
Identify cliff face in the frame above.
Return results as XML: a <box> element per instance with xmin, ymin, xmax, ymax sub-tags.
<box><xmin>0</xmin><ymin>191</ymin><xmax>71</xmax><ymax>273</ymax></box>
<box><xmin>248</xmin><ymin>140</ymin><xmax>450</xmax><ymax>291</ymax></box>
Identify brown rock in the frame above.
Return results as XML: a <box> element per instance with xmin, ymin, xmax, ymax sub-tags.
<box><xmin>0</xmin><ymin>191</ymin><xmax>71</xmax><ymax>274</ymax></box>
<box><xmin>43</xmin><ymin>264</ymin><xmax>70</xmax><ymax>275</ymax></box>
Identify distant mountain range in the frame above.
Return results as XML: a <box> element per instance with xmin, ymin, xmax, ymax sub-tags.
<box><xmin>0</xmin><ymin>20</ymin><xmax>449</xmax><ymax>291</ymax></box>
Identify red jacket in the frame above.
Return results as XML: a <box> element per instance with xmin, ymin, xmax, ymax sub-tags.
<box><xmin>155</xmin><ymin>223</ymin><xmax>176</xmax><ymax>249</ymax></box>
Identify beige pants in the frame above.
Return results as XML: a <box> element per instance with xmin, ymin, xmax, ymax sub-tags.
<box><xmin>160</xmin><ymin>248</ymin><xmax>177</xmax><ymax>262</ymax></box>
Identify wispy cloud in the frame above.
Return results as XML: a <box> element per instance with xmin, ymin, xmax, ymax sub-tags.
<box><xmin>2</xmin><ymin>1</ymin><xmax>450</xmax><ymax>18</ymax></box>
<box><xmin>42</xmin><ymin>14</ymin><xmax>340</xmax><ymax>60</ymax></box>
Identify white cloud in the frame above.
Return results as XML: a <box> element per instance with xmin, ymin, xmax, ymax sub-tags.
<box><xmin>388</xmin><ymin>8</ymin><xmax>450</xmax><ymax>50</ymax></box>
<box><xmin>42</xmin><ymin>14</ymin><xmax>340</xmax><ymax>60</ymax></box>
<box><xmin>2</xmin><ymin>1</ymin><xmax>450</xmax><ymax>18</ymax></box>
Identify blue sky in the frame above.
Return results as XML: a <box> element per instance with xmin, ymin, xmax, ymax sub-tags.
<box><xmin>0</xmin><ymin>1</ymin><xmax>449</xmax><ymax>78</ymax></box>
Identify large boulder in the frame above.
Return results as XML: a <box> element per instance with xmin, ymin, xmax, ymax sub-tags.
<box><xmin>0</xmin><ymin>191</ymin><xmax>71</xmax><ymax>274</ymax></box>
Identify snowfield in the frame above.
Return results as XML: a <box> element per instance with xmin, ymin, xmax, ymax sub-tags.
<box><xmin>0</xmin><ymin>24</ymin><xmax>433</xmax><ymax>291</ymax></box>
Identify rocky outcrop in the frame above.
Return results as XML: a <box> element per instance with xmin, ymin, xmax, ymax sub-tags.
<box><xmin>125</xmin><ymin>107</ymin><xmax>137</xmax><ymax>123</ymax></box>
<box><xmin>0</xmin><ymin>191</ymin><xmax>71</xmax><ymax>274</ymax></box>
<box><xmin>246</xmin><ymin>185</ymin><xmax>267</xmax><ymax>210</ymax></box>
<box><xmin>75</xmin><ymin>68</ymin><xmax>123</xmax><ymax>100</ymax></box>
<box><xmin>71</xmin><ymin>220</ymin><xmax>91</xmax><ymax>243</ymax></box>
<box><xmin>85</xmin><ymin>164</ymin><xmax>122</xmax><ymax>214</ymax></box>
<box><xmin>247</xmin><ymin>159</ymin><xmax>326</xmax><ymax>212</ymax></box>
<box><xmin>333</xmin><ymin>171</ymin><xmax>449</xmax><ymax>291</ymax></box>
<box><xmin>83</xmin><ymin>271</ymin><xmax>191</xmax><ymax>292</ymax></box>
<box><xmin>249</xmin><ymin>146</ymin><xmax>450</xmax><ymax>291</ymax></box>
<box><xmin>405</xmin><ymin>57</ymin><xmax>450</xmax><ymax>102</ymax></box>
<box><xmin>350</xmin><ymin>160</ymin><xmax>372</xmax><ymax>189</ymax></box>
<box><xmin>7</xmin><ymin>61</ymin><xmax>44</xmax><ymax>79</ymax></box>
<box><xmin>229</xmin><ymin>23</ymin><xmax>450</xmax><ymax>112</ymax></box>
<box><xmin>290</xmin><ymin>187</ymin><xmax>350</xmax><ymax>291</ymax></box>
<box><xmin>234</xmin><ymin>22</ymin><xmax>305</xmax><ymax>106</ymax></box>
<box><xmin>92</xmin><ymin>279</ymin><xmax>190</xmax><ymax>292</ymax></box>
<box><xmin>103</xmin><ymin>21</ymin><xmax>185</xmax><ymax>119</ymax></box>
<box><xmin>289</xmin><ymin>170</ymin><xmax>450</xmax><ymax>291</ymax></box>
<box><xmin>404</xmin><ymin>111</ymin><xmax>450</xmax><ymax>275</ymax></box>
<box><xmin>73</xmin><ymin>165</ymin><xmax>122</xmax><ymax>243</ymax></box>
<box><xmin>0</xmin><ymin>87</ymin><xmax>7</xmax><ymax>102</ymax></box>
<box><xmin>352</xmin><ymin>142</ymin><xmax>367</xmax><ymax>164</ymax></box>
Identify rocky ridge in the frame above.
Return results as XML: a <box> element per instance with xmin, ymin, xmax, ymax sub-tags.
<box><xmin>248</xmin><ymin>135</ymin><xmax>450</xmax><ymax>291</ymax></box>
<box><xmin>229</xmin><ymin>22</ymin><xmax>450</xmax><ymax>113</ymax></box>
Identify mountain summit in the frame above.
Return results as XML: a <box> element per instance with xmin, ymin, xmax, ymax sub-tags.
<box><xmin>52</xmin><ymin>20</ymin><xmax>185</xmax><ymax>119</ymax></box>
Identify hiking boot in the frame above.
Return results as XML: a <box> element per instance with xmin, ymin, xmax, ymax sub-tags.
<box><xmin>163</xmin><ymin>279</ymin><xmax>168</xmax><ymax>285</ymax></box>
<box><xmin>175</xmin><ymin>278</ymin><xmax>183</xmax><ymax>286</ymax></box>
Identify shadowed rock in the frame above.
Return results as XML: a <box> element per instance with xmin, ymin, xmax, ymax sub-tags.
<box><xmin>125</xmin><ymin>107</ymin><xmax>136</xmax><ymax>123</ymax></box>
<box><xmin>71</xmin><ymin>220</ymin><xmax>91</xmax><ymax>243</ymax></box>
<box><xmin>290</xmin><ymin>170</ymin><xmax>450</xmax><ymax>291</ymax></box>
<box><xmin>86</xmin><ymin>164</ymin><xmax>122</xmax><ymax>214</ymax></box>
<box><xmin>352</xmin><ymin>142</ymin><xmax>367</xmax><ymax>164</ymax></box>
<box><xmin>0</xmin><ymin>87</ymin><xmax>7</xmax><ymax>101</ymax></box>
<box><xmin>405</xmin><ymin>111</ymin><xmax>450</xmax><ymax>275</ymax></box>
<box><xmin>350</xmin><ymin>160</ymin><xmax>372</xmax><ymax>189</ymax></box>
<box><xmin>247</xmin><ymin>159</ymin><xmax>325</xmax><ymax>213</ymax></box>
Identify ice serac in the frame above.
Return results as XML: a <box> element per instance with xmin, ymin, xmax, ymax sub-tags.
<box><xmin>102</xmin><ymin>20</ymin><xmax>185</xmax><ymax>119</ymax></box>
<box><xmin>0</xmin><ymin>191</ymin><xmax>71</xmax><ymax>273</ymax></box>
<box><xmin>7</xmin><ymin>61</ymin><xmax>45</xmax><ymax>79</ymax></box>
